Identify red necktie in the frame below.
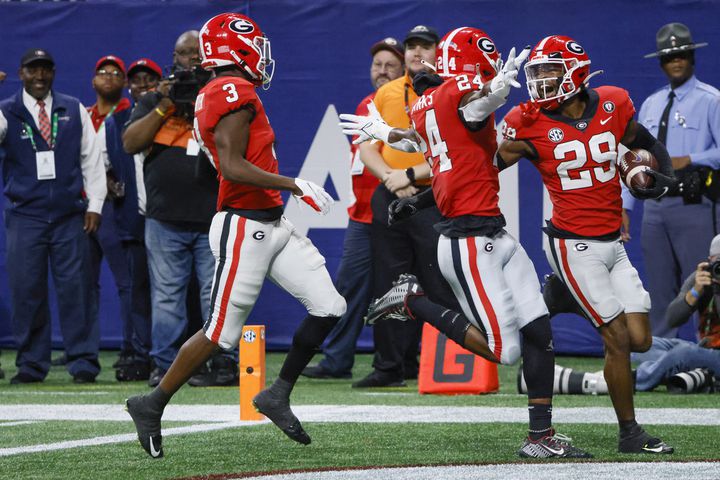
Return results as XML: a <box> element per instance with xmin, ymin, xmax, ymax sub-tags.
<box><xmin>37</xmin><ymin>100</ymin><xmax>52</xmax><ymax>148</ymax></box>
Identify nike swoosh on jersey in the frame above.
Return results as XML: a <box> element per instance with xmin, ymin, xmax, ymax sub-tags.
<box><xmin>600</xmin><ymin>117</ymin><xmax>612</xmax><ymax>125</ymax></box>
<box><xmin>149</xmin><ymin>437</ymin><xmax>162</xmax><ymax>457</ymax></box>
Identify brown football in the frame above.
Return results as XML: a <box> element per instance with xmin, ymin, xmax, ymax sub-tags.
<box><xmin>618</xmin><ymin>148</ymin><xmax>659</xmax><ymax>191</ymax></box>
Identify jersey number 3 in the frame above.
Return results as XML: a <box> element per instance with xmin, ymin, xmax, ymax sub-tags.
<box><xmin>555</xmin><ymin>131</ymin><xmax>616</xmax><ymax>191</ymax></box>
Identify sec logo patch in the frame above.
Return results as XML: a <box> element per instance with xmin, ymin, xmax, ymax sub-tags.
<box><xmin>548</xmin><ymin>128</ymin><xmax>564</xmax><ymax>143</ymax></box>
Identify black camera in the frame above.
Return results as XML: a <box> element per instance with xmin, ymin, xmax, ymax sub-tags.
<box><xmin>708</xmin><ymin>260</ymin><xmax>720</xmax><ymax>281</ymax></box>
<box><xmin>166</xmin><ymin>65</ymin><xmax>211</xmax><ymax>119</ymax></box>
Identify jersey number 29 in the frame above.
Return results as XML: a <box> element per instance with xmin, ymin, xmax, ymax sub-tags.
<box><xmin>555</xmin><ymin>131</ymin><xmax>616</xmax><ymax>191</ymax></box>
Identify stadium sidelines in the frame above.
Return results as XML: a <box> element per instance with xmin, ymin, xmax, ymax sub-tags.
<box><xmin>1</xmin><ymin>404</ymin><xmax>719</xmax><ymax>457</ymax></box>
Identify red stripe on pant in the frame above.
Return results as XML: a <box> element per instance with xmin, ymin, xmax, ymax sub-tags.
<box><xmin>211</xmin><ymin>217</ymin><xmax>247</xmax><ymax>343</ymax></box>
<box><xmin>558</xmin><ymin>238</ymin><xmax>604</xmax><ymax>326</ymax></box>
<box><xmin>466</xmin><ymin>237</ymin><xmax>503</xmax><ymax>359</ymax></box>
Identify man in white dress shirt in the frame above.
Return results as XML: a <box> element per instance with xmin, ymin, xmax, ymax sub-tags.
<box><xmin>0</xmin><ymin>48</ymin><xmax>106</xmax><ymax>384</ymax></box>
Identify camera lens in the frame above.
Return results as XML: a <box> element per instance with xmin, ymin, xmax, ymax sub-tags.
<box><xmin>711</xmin><ymin>261</ymin><xmax>720</xmax><ymax>280</ymax></box>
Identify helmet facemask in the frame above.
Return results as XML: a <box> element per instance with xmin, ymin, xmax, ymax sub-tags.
<box><xmin>525</xmin><ymin>56</ymin><xmax>590</xmax><ymax>108</ymax></box>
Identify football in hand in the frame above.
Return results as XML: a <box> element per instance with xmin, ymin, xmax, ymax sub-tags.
<box><xmin>618</xmin><ymin>148</ymin><xmax>659</xmax><ymax>191</ymax></box>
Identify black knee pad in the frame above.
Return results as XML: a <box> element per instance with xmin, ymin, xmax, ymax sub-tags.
<box><xmin>521</xmin><ymin>315</ymin><xmax>553</xmax><ymax>351</ymax></box>
<box><xmin>291</xmin><ymin>315</ymin><xmax>339</xmax><ymax>350</ymax></box>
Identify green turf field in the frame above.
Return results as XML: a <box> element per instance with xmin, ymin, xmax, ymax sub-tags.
<box><xmin>0</xmin><ymin>351</ymin><xmax>718</xmax><ymax>480</ymax></box>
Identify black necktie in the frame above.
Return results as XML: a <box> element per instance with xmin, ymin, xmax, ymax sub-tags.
<box><xmin>657</xmin><ymin>90</ymin><xmax>675</xmax><ymax>147</ymax></box>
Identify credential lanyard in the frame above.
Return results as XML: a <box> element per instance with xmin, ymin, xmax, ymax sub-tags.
<box><xmin>23</xmin><ymin>112</ymin><xmax>58</xmax><ymax>151</ymax></box>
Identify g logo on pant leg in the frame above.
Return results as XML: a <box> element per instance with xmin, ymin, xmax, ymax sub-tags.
<box><xmin>574</xmin><ymin>242</ymin><xmax>588</xmax><ymax>252</ymax></box>
<box><xmin>484</xmin><ymin>242</ymin><xmax>493</xmax><ymax>253</ymax></box>
<box><xmin>252</xmin><ymin>231</ymin><xmax>265</xmax><ymax>241</ymax></box>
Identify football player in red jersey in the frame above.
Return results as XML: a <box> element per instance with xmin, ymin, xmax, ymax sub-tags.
<box><xmin>341</xmin><ymin>27</ymin><xmax>591</xmax><ymax>459</ymax></box>
<box><xmin>126</xmin><ymin>13</ymin><xmax>346</xmax><ymax>458</ymax></box>
<box><xmin>496</xmin><ymin>35</ymin><xmax>677</xmax><ymax>454</ymax></box>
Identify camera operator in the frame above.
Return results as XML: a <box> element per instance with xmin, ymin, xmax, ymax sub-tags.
<box><xmin>666</xmin><ymin>235</ymin><xmax>720</xmax><ymax>346</ymax></box>
<box><xmin>122</xmin><ymin>31</ymin><xmax>235</xmax><ymax>388</ymax></box>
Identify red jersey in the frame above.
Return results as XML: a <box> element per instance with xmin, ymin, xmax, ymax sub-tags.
<box><xmin>503</xmin><ymin>86</ymin><xmax>635</xmax><ymax>237</ymax></box>
<box><xmin>87</xmin><ymin>97</ymin><xmax>131</xmax><ymax>132</ymax></box>
<box><xmin>348</xmin><ymin>93</ymin><xmax>380</xmax><ymax>224</ymax></box>
<box><xmin>410</xmin><ymin>74</ymin><xmax>500</xmax><ymax>218</ymax></box>
<box><xmin>194</xmin><ymin>76</ymin><xmax>283</xmax><ymax>211</ymax></box>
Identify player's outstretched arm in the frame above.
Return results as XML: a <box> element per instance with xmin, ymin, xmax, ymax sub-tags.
<box><xmin>215</xmin><ymin>109</ymin><xmax>333</xmax><ymax>214</ymax></box>
<box><xmin>339</xmin><ymin>101</ymin><xmax>420</xmax><ymax>153</ymax></box>
<box><xmin>459</xmin><ymin>46</ymin><xmax>531</xmax><ymax>123</ymax></box>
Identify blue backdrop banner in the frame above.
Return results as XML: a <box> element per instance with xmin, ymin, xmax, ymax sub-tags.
<box><xmin>0</xmin><ymin>0</ymin><xmax>718</xmax><ymax>355</ymax></box>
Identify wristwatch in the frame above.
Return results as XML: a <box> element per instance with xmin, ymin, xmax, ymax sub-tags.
<box><xmin>405</xmin><ymin>167</ymin><xmax>416</xmax><ymax>185</ymax></box>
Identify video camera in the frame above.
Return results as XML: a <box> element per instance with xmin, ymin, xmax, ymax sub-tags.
<box><xmin>166</xmin><ymin>65</ymin><xmax>211</xmax><ymax>120</ymax></box>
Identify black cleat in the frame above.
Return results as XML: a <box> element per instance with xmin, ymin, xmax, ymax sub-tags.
<box><xmin>365</xmin><ymin>274</ymin><xmax>423</xmax><ymax>325</ymax></box>
<box><xmin>619</xmin><ymin>427</ymin><xmax>674</xmax><ymax>454</ymax></box>
<box><xmin>125</xmin><ymin>395</ymin><xmax>164</xmax><ymax>458</ymax></box>
<box><xmin>252</xmin><ymin>388</ymin><xmax>311</xmax><ymax>445</ymax></box>
<box><xmin>518</xmin><ymin>430</ymin><xmax>593</xmax><ymax>458</ymax></box>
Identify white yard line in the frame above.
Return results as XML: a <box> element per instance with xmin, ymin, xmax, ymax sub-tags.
<box><xmin>0</xmin><ymin>421</ymin><xmax>38</xmax><ymax>427</ymax></box>
<box><xmin>0</xmin><ymin>404</ymin><xmax>717</xmax><ymax>425</ymax></box>
<box><xmin>0</xmin><ymin>422</ymin><xmax>237</xmax><ymax>457</ymax></box>
<box><xmin>236</xmin><ymin>462</ymin><xmax>720</xmax><ymax>480</ymax></box>
<box><xmin>0</xmin><ymin>404</ymin><xmax>718</xmax><ymax>457</ymax></box>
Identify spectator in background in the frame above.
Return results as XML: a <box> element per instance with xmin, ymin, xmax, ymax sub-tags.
<box><xmin>101</xmin><ymin>58</ymin><xmax>162</xmax><ymax>381</ymax></box>
<box><xmin>636</xmin><ymin>23</ymin><xmax>720</xmax><ymax>338</ymax></box>
<box><xmin>123</xmin><ymin>32</ymin><xmax>232</xmax><ymax>388</ymax></box>
<box><xmin>631</xmin><ymin>234</ymin><xmax>720</xmax><ymax>391</ymax></box>
<box><xmin>0</xmin><ymin>49</ymin><xmax>106</xmax><ymax>383</ymax></box>
<box><xmin>354</xmin><ymin>25</ymin><xmax>461</xmax><ymax>388</ymax></box>
<box><xmin>85</xmin><ymin>55</ymin><xmax>135</xmax><ymax>374</ymax></box>
<box><xmin>302</xmin><ymin>37</ymin><xmax>404</xmax><ymax>379</ymax></box>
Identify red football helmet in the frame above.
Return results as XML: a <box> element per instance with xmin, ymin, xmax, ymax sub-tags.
<box><xmin>524</xmin><ymin>35</ymin><xmax>599</xmax><ymax>110</ymax></box>
<box><xmin>435</xmin><ymin>27</ymin><xmax>500</xmax><ymax>82</ymax></box>
<box><xmin>199</xmin><ymin>13</ymin><xmax>275</xmax><ymax>88</ymax></box>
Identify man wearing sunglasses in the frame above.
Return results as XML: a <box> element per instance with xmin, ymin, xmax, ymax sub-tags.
<box><xmin>632</xmin><ymin>23</ymin><xmax>720</xmax><ymax>339</ymax></box>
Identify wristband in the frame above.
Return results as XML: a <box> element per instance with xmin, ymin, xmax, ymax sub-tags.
<box><xmin>154</xmin><ymin>107</ymin><xmax>167</xmax><ymax>118</ymax></box>
<box><xmin>690</xmin><ymin>287</ymin><xmax>701</xmax><ymax>299</ymax></box>
<box><xmin>405</xmin><ymin>167</ymin><xmax>416</xmax><ymax>184</ymax></box>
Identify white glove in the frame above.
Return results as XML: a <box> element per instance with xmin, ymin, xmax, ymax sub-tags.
<box><xmin>339</xmin><ymin>101</ymin><xmax>394</xmax><ymax>145</ymax></box>
<box><xmin>489</xmin><ymin>46</ymin><xmax>531</xmax><ymax>100</ymax></box>
<box><xmin>293</xmin><ymin>178</ymin><xmax>334</xmax><ymax>215</ymax></box>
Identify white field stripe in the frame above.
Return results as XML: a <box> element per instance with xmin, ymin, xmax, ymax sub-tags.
<box><xmin>1</xmin><ymin>404</ymin><xmax>718</xmax><ymax>425</ymax></box>
<box><xmin>1</xmin><ymin>391</ymin><xmax>110</xmax><ymax>396</ymax></box>
<box><xmin>235</xmin><ymin>462</ymin><xmax>720</xmax><ymax>480</ymax></box>
<box><xmin>0</xmin><ymin>422</ymin><xmax>238</xmax><ymax>457</ymax></box>
<box><xmin>0</xmin><ymin>421</ymin><xmax>38</xmax><ymax>427</ymax></box>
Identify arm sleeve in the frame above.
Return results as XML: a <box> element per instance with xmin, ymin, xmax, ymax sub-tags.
<box><xmin>665</xmin><ymin>273</ymin><xmax>704</xmax><ymax>328</ymax></box>
<box><xmin>688</xmin><ymin>96</ymin><xmax>720</xmax><ymax>169</ymax></box>
<box><xmin>626</xmin><ymin>121</ymin><xmax>674</xmax><ymax>177</ymax></box>
<box><xmin>78</xmin><ymin>104</ymin><xmax>107</xmax><ymax>214</ymax></box>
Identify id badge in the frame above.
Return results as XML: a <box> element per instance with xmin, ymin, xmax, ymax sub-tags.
<box><xmin>36</xmin><ymin>151</ymin><xmax>56</xmax><ymax>180</ymax></box>
<box><xmin>349</xmin><ymin>150</ymin><xmax>365</xmax><ymax>176</ymax></box>
<box><xmin>186</xmin><ymin>138</ymin><xmax>200</xmax><ymax>156</ymax></box>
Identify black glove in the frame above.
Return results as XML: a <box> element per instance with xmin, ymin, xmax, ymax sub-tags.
<box><xmin>633</xmin><ymin>170</ymin><xmax>680</xmax><ymax>200</ymax></box>
<box><xmin>388</xmin><ymin>197</ymin><xmax>419</xmax><ymax>225</ymax></box>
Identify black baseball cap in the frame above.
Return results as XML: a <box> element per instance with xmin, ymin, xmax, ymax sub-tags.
<box><xmin>21</xmin><ymin>48</ymin><xmax>55</xmax><ymax>67</ymax></box>
<box><xmin>403</xmin><ymin>25</ymin><xmax>440</xmax><ymax>46</ymax></box>
<box><xmin>370</xmin><ymin>37</ymin><xmax>404</xmax><ymax>61</ymax></box>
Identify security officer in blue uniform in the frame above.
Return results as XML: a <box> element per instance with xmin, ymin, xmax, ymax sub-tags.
<box><xmin>632</xmin><ymin>24</ymin><xmax>720</xmax><ymax>339</ymax></box>
<box><xmin>0</xmin><ymin>49</ymin><xmax>107</xmax><ymax>383</ymax></box>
